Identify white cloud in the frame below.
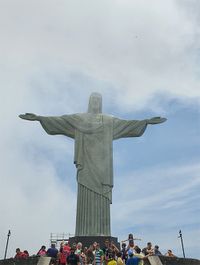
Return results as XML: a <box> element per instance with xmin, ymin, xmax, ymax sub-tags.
<box><xmin>1</xmin><ymin>0</ymin><xmax>200</xmax><ymax>112</ymax></box>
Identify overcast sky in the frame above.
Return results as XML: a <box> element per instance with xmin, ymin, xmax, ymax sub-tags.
<box><xmin>0</xmin><ymin>0</ymin><xmax>200</xmax><ymax>260</ymax></box>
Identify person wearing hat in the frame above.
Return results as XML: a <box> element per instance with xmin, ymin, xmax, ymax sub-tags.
<box><xmin>126</xmin><ymin>249</ymin><xmax>140</xmax><ymax>265</ymax></box>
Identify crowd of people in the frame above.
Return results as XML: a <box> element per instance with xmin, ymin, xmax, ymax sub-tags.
<box><xmin>13</xmin><ymin>233</ymin><xmax>177</xmax><ymax>265</ymax></box>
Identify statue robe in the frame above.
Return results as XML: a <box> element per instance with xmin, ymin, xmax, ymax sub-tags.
<box><xmin>38</xmin><ymin>113</ymin><xmax>147</xmax><ymax>236</ymax></box>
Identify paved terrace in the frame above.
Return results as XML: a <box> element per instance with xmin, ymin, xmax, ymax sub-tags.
<box><xmin>0</xmin><ymin>256</ymin><xmax>200</xmax><ymax>265</ymax></box>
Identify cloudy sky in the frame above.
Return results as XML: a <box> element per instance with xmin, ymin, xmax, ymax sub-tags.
<box><xmin>0</xmin><ymin>0</ymin><xmax>200</xmax><ymax>260</ymax></box>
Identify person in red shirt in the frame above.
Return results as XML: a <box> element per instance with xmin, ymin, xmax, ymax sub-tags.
<box><xmin>59</xmin><ymin>242</ymin><xmax>71</xmax><ymax>265</ymax></box>
<box><xmin>64</xmin><ymin>241</ymin><xmax>71</xmax><ymax>253</ymax></box>
<box><xmin>59</xmin><ymin>248</ymin><xmax>67</xmax><ymax>265</ymax></box>
<box><xmin>37</xmin><ymin>245</ymin><xmax>47</xmax><ymax>256</ymax></box>
<box><xmin>14</xmin><ymin>248</ymin><xmax>25</xmax><ymax>259</ymax></box>
<box><xmin>23</xmin><ymin>250</ymin><xmax>29</xmax><ymax>258</ymax></box>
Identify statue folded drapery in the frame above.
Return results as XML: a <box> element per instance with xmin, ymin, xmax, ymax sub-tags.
<box><xmin>19</xmin><ymin>92</ymin><xmax>166</xmax><ymax>236</ymax></box>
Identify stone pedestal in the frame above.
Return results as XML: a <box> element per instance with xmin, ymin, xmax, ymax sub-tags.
<box><xmin>69</xmin><ymin>236</ymin><xmax>120</xmax><ymax>249</ymax></box>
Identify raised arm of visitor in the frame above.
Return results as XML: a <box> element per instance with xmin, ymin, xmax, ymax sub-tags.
<box><xmin>19</xmin><ymin>113</ymin><xmax>75</xmax><ymax>139</ymax></box>
<box><xmin>113</xmin><ymin>116</ymin><xmax>167</xmax><ymax>140</ymax></box>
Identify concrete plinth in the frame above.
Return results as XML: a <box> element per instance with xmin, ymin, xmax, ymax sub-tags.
<box><xmin>69</xmin><ymin>235</ymin><xmax>120</xmax><ymax>249</ymax></box>
<box><xmin>143</xmin><ymin>256</ymin><xmax>200</xmax><ymax>265</ymax></box>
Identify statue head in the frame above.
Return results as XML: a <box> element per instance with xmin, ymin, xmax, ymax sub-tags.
<box><xmin>88</xmin><ymin>92</ymin><xmax>102</xmax><ymax>114</ymax></box>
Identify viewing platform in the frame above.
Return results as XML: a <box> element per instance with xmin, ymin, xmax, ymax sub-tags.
<box><xmin>0</xmin><ymin>256</ymin><xmax>200</xmax><ymax>265</ymax></box>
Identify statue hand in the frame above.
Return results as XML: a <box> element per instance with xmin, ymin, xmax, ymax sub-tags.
<box><xmin>19</xmin><ymin>113</ymin><xmax>38</xmax><ymax>121</ymax></box>
<box><xmin>147</xmin><ymin>117</ymin><xmax>167</xmax><ymax>124</ymax></box>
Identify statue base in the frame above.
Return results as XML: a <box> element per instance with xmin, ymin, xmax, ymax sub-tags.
<box><xmin>69</xmin><ymin>236</ymin><xmax>120</xmax><ymax>249</ymax></box>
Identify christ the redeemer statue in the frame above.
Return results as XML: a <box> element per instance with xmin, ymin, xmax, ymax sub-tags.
<box><xmin>19</xmin><ymin>92</ymin><xmax>166</xmax><ymax>237</ymax></box>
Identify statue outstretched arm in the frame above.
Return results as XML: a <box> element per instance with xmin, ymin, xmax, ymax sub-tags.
<box><xmin>19</xmin><ymin>113</ymin><xmax>75</xmax><ymax>138</ymax></box>
<box><xmin>19</xmin><ymin>113</ymin><xmax>40</xmax><ymax>121</ymax></box>
<box><xmin>113</xmin><ymin>116</ymin><xmax>167</xmax><ymax>139</ymax></box>
<box><xmin>146</xmin><ymin>117</ymin><xmax>167</xmax><ymax>124</ymax></box>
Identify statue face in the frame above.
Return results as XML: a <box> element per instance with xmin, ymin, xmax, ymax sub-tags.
<box><xmin>88</xmin><ymin>92</ymin><xmax>102</xmax><ymax>114</ymax></box>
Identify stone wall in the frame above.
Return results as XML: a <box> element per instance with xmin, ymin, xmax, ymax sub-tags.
<box><xmin>0</xmin><ymin>256</ymin><xmax>51</xmax><ymax>265</ymax></box>
<box><xmin>144</xmin><ymin>256</ymin><xmax>200</xmax><ymax>265</ymax></box>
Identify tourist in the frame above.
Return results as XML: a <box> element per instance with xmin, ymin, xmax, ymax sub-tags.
<box><xmin>93</xmin><ymin>243</ymin><xmax>104</xmax><ymax>265</ymax></box>
<box><xmin>92</xmin><ymin>242</ymin><xmax>98</xmax><ymax>256</ymax></box>
<box><xmin>107</xmin><ymin>255</ymin><xmax>117</xmax><ymax>265</ymax></box>
<box><xmin>59</xmin><ymin>242</ymin><xmax>70</xmax><ymax>265</ymax></box>
<box><xmin>14</xmin><ymin>248</ymin><xmax>25</xmax><ymax>259</ymax></box>
<box><xmin>80</xmin><ymin>247</ymin><xmax>87</xmax><ymax>265</ymax></box>
<box><xmin>142</xmin><ymin>242</ymin><xmax>153</xmax><ymax>256</ymax></box>
<box><xmin>47</xmin><ymin>243</ymin><xmax>59</xmax><ymax>264</ymax></box>
<box><xmin>133</xmin><ymin>246</ymin><xmax>144</xmax><ymax>265</ymax></box>
<box><xmin>23</xmin><ymin>250</ymin><xmax>29</xmax><ymax>258</ymax></box>
<box><xmin>116</xmin><ymin>252</ymin><xmax>123</xmax><ymax>265</ymax></box>
<box><xmin>85</xmin><ymin>245</ymin><xmax>94</xmax><ymax>265</ymax></box>
<box><xmin>110</xmin><ymin>241</ymin><xmax>119</xmax><ymax>257</ymax></box>
<box><xmin>64</xmin><ymin>241</ymin><xmax>71</xmax><ymax>253</ymax></box>
<box><xmin>76</xmin><ymin>242</ymin><xmax>83</xmax><ymax>256</ymax></box>
<box><xmin>126</xmin><ymin>250</ymin><xmax>140</xmax><ymax>265</ymax></box>
<box><xmin>67</xmin><ymin>246</ymin><xmax>80</xmax><ymax>265</ymax></box>
<box><xmin>103</xmin><ymin>240</ymin><xmax>112</xmax><ymax>264</ymax></box>
<box><xmin>121</xmin><ymin>243</ymin><xmax>128</xmax><ymax>264</ymax></box>
<box><xmin>154</xmin><ymin>245</ymin><xmax>162</xmax><ymax>256</ymax></box>
<box><xmin>122</xmin><ymin>234</ymin><xmax>141</xmax><ymax>249</ymax></box>
<box><xmin>37</xmin><ymin>245</ymin><xmax>47</xmax><ymax>256</ymax></box>
<box><xmin>47</xmin><ymin>243</ymin><xmax>59</xmax><ymax>258</ymax></box>
<box><xmin>60</xmin><ymin>241</ymin><xmax>65</xmax><ymax>249</ymax></box>
<box><xmin>165</xmin><ymin>250</ymin><xmax>176</xmax><ymax>257</ymax></box>
<box><xmin>75</xmin><ymin>242</ymin><xmax>83</xmax><ymax>265</ymax></box>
